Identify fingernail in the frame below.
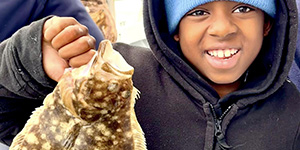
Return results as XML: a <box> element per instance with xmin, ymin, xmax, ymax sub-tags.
<box><xmin>88</xmin><ymin>38</ymin><xmax>95</xmax><ymax>48</ymax></box>
<box><xmin>78</xmin><ymin>27</ymin><xmax>84</xmax><ymax>34</ymax></box>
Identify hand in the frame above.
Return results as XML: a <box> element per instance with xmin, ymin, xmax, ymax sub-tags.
<box><xmin>42</xmin><ymin>16</ymin><xmax>96</xmax><ymax>82</ymax></box>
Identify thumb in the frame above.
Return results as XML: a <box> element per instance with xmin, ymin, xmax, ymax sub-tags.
<box><xmin>42</xmin><ymin>43</ymin><xmax>69</xmax><ymax>82</ymax></box>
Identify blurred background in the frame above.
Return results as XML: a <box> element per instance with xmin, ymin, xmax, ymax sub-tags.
<box><xmin>82</xmin><ymin>0</ymin><xmax>148</xmax><ymax>47</ymax></box>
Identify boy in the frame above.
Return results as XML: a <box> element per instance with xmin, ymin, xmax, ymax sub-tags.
<box><xmin>1</xmin><ymin>0</ymin><xmax>300</xmax><ymax>149</ymax></box>
<box><xmin>116</xmin><ymin>0</ymin><xmax>300</xmax><ymax>149</ymax></box>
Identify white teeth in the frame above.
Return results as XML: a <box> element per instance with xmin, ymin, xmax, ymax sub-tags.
<box><xmin>207</xmin><ymin>49</ymin><xmax>239</xmax><ymax>58</ymax></box>
<box><xmin>224</xmin><ymin>50</ymin><xmax>231</xmax><ymax>57</ymax></box>
<box><xmin>217</xmin><ymin>51</ymin><xmax>224</xmax><ymax>57</ymax></box>
<box><xmin>230</xmin><ymin>49</ymin><xmax>238</xmax><ymax>55</ymax></box>
<box><xmin>213</xmin><ymin>51</ymin><xmax>218</xmax><ymax>57</ymax></box>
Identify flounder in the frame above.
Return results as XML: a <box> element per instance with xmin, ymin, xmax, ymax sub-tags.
<box><xmin>10</xmin><ymin>40</ymin><xmax>146</xmax><ymax>150</ymax></box>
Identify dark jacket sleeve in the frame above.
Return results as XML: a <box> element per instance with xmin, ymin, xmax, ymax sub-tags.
<box><xmin>0</xmin><ymin>18</ymin><xmax>55</xmax><ymax>145</ymax></box>
<box><xmin>294</xmin><ymin>123</ymin><xmax>300</xmax><ymax>150</ymax></box>
<box><xmin>288</xmin><ymin>0</ymin><xmax>300</xmax><ymax>91</ymax></box>
<box><xmin>0</xmin><ymin>0</ymin><xmax>104</xmax><ymax>48</ymax></box>
<box><xmin>295</xmin><ymin>0</ymin><xmax>300</xmax><ymax>68</ymax></box>
<box><xmin>0</xmin><ymin>17</ymin><xmax>56</xmax><ymax>99</ymax></box>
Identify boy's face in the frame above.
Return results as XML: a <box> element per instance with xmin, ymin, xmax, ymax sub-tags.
<box><xmin>174</xmin><ymin>1</ymin><xmax>272</xmax><ymax>84</ymax></box>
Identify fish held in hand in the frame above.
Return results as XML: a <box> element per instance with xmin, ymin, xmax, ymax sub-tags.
<box><xmin>10</xmin><ymin>40</ymin><xmax>146</xmax><ymax>150</ymax></box>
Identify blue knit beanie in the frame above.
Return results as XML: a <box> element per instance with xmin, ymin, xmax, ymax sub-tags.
<box><xmin>165</xmin><ymin>0</ymin><xmax>276</xmax><ymax>34</ymax></box>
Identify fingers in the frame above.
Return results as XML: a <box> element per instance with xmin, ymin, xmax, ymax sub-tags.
<box><xmin>68</xmin><ymin>50</ymin><xmax>97</xmax><ymax>68</ymax></box>
<box><xmin>57</xmin><ymin>35</ymin><xmax>96</xmax><ymax>60</ymax></box>
<box><xmin>44</xmin><ymin>16</ymin><xmax>94</xmax><ymax>49</ymax></box>
<box><xmin>51</xmin><ymin>24</ymin><xmax>90</xmax><ymax>50</ymax></box>
<box><xmin>43</xmin><ymin>16</ymin><xmax>78</xmax><ymax>42</ymax></box>
<box><xmin>42</xmin><ymin>16</ymin><xmax>96</xmax><ymax>70</ymax></box>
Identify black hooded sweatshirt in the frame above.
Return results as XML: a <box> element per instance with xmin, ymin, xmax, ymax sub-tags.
<box><xmin>114</xmin><ymin>0</ymin><xmax>300</xmax><ymax>149</ymax></box>
<box><xmin>0</xmin><ymin>0</ymin><xmax>299</xmax><ymax>149</ymax></box>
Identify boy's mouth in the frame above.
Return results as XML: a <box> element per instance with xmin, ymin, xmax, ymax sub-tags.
<box><xmin>204</xmin><ymin>48</ymin><xmax>241</xmax><ymax>70</ymax></box>
<box><xmin>206</xmin><ymin>49</ymin><xmax>239</xmax><ymax>59</ymax></box>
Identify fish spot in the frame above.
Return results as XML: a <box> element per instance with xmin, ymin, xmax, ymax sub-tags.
<box><xmin>81</xmin><ymin>85</ymin><xmax>88</xmax><ymax>93</ymax></box>
<box><xmin>100</xmin><ymin>109</ymin><xmax>108</xmax><ymax>115</ymax></box>
<box><xmin>42</xmin><ymin>142</ymin><xmax>51</xmax><ymax>149</ymax></box>
<box><xmin>50</xmin><ymin>106</ymin><xmax>55</xmax><ymax>110</ymax></box>
<box><xmin>96</xmin><ymin>123</ymin><xmax>106</xmax><ymax>131</ymax></box>
<box><xmin>113</xmin><ymin>140</ymin><xmax>119</xmax><ymax>145</ymax></box>
<box><xmin>41</xmin><ymin>134</ymin><xmax>47</xmax><ymax>140</ymax></box>
<box><xmin>116</xmin><ymin>128</ymin><xmax>122</xmax><ymax>132</ymax></box>
<box><xmin>26</xmin><ymin>133</ymin><xmax>39</xmax><ymax>145</ymax></box>
<box><xmin>112</xmin><ymin>116</ymin><xmax>119</xmax><ymax>120</ymax></box>
<box><xmin>102</xmin><ymin>129</ymin><xmax>112</xmax><ymax>137</ymax></box>
<box><xmin>50</xmin><ymin>126</ymin><xmax>57</xmax><ymax>133</ymax></box>
<box><xmin>95</xmin><ymin>136</ymin><xmax>101</xmax><ymax>141</ymax></box>
<box><xmin>121</xmin><ymin>90</ymin><xmax>131</xmax><ymax>99</ymax></box>
<box><xmin>100</xmin><ymin>102</ymin><xmax>108</xmax><ymax>108</ymax></box>
<box><xmin>93</xmin><ymin>91</ymin><xmax>103</xmax><ymax>98</ymax></box>
<box><xmin>52</xmin><ymin>119</ymin><xmax>59</xmax><ymax>125</ymax></box>
<box><xmin>88</xmin><ymin>80</ymin><xmax>94</xmax><ymax>87</ymax></box>
<box><xmin>55</xmin><ymin>135</ymin><xmax>63</xmax><ymax>141</ymax></box>
<box><xmin>104</xmin><ymin>96</ymin><xmax>111</xmax><ymax>102</ymax></box>
<box><xmin>107</xmin><ymin>82</ymin><xmax>119</xmax><ymax>93</ymax></box>
<box><xmin>60</xmin><ymin>122</ymin><xmax>68</xmax><ymax>128</ymax></box>
<box><xmin>86</xmin><ymin>128</ymin><xmax>94</xmax><ymax>136</ymax></box>
<box><xmin>125</xmin><ymin>132</ymin><xmax>133</xmax><ymax>138</ymax></box>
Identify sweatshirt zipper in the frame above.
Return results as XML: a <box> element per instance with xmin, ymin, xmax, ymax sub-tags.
<box><xmin>209</xmin><ymin>104</ymin><xmax>233</xmax><ymax>150</ymax></box>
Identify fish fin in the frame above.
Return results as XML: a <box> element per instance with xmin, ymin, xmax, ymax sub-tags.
<box><xmin>130</xmin><ymin>87</ymin><xmax>147</xmax><ymax>150</ymax></box>
<box><xmin>132</xmin><ymin>87</ymin><xmax>140</xmax><ymax>103</ymax></box>
<box><xmin>131</xmin><ymin>111</ymin><xmax>147</xmax><ymax>150</ymax></box>
<box><xmin>63</xmin><ymin>123</ymin><xmax>82</xmax><ymax>150</ymax></box>
<box><xmin>10</xmin><ymin>103</ymin><xmax>46</xmax><ymax>150</ymax></box>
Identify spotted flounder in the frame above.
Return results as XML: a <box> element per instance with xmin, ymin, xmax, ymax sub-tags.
<box><xmin>10</xmin><ymin>40</ymin><xmax>147</xmax><ymax>150</ymax></box>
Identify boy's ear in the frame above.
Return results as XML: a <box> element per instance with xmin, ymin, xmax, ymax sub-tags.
<box><xmin>263</xmin><ymin>18</ymin><xmax>273</xmax><ymax>36</ymax></box>
<box><xmin>173</xmin><ymin>34</ymin><xmax>180</xmax><ymax>41</ymax></box>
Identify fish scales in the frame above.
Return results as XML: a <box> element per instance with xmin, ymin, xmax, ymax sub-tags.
<box><xmin>10</xmin><ymin>40</ymin><xmax>147</xmax><ymax>150</ymax></box>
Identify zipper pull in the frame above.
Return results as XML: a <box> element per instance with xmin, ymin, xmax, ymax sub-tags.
<box><xmin>209</xmin><ymin>104</ymin><xmax>232</xmax><ymax>150</ymax></box>
<box><xmin>215</xmin><ymin>120</ymin><xmax>232</xmax><ymax>150</ymax></box>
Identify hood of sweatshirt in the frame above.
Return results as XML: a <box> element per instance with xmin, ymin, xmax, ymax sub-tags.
<box><xmin>143</xmin><ymin>0</ymin><xmax>298</xmax><ymax>108</ymax></box>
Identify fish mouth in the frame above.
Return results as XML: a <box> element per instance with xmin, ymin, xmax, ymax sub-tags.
<box><xmin>79</xmin><ymin>40</ymin><xmax>134</xmax><ymax>77</ymax></box>
<box><xmin>99</xmin><ymin>40</ymin><xmax>134</xmax><ymax>76</ymax></box>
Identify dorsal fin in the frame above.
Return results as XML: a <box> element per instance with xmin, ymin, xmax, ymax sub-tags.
<box><xmin>131</xmin><ymin>87</ymin><xmax>147</xmax><ymax>150</ymax></box>
<box><xmin>10</xmin><ymin>94</ymin><xmax>50</xmax><ymax>149</ymax></box>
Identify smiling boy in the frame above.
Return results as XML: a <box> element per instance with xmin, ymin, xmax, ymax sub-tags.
<box><xmin>172</xmin><ymin>1</ymin><xmax>272</xmax><ymax>97</ymax></box>
<box><xmin>120</xmin><ymin>0</ymin><xmax>299</xmax><ymax>149</ymax></box>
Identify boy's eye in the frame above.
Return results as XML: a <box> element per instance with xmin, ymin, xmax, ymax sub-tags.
<box><xmin>187</xmin><ymin>10</ymin><xmax>209</xmax><ymax>16</ymax></box>
<box><xmin>233</xmin><ymin>6</ymin><xmax>254</xmax><ymax>13</ymax></box>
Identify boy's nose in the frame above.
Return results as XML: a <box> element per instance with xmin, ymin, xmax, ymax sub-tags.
<box><xmin>207</xmin><ymin>16</ymin><xmax>238</xmax><ymax>39</ymax></box>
